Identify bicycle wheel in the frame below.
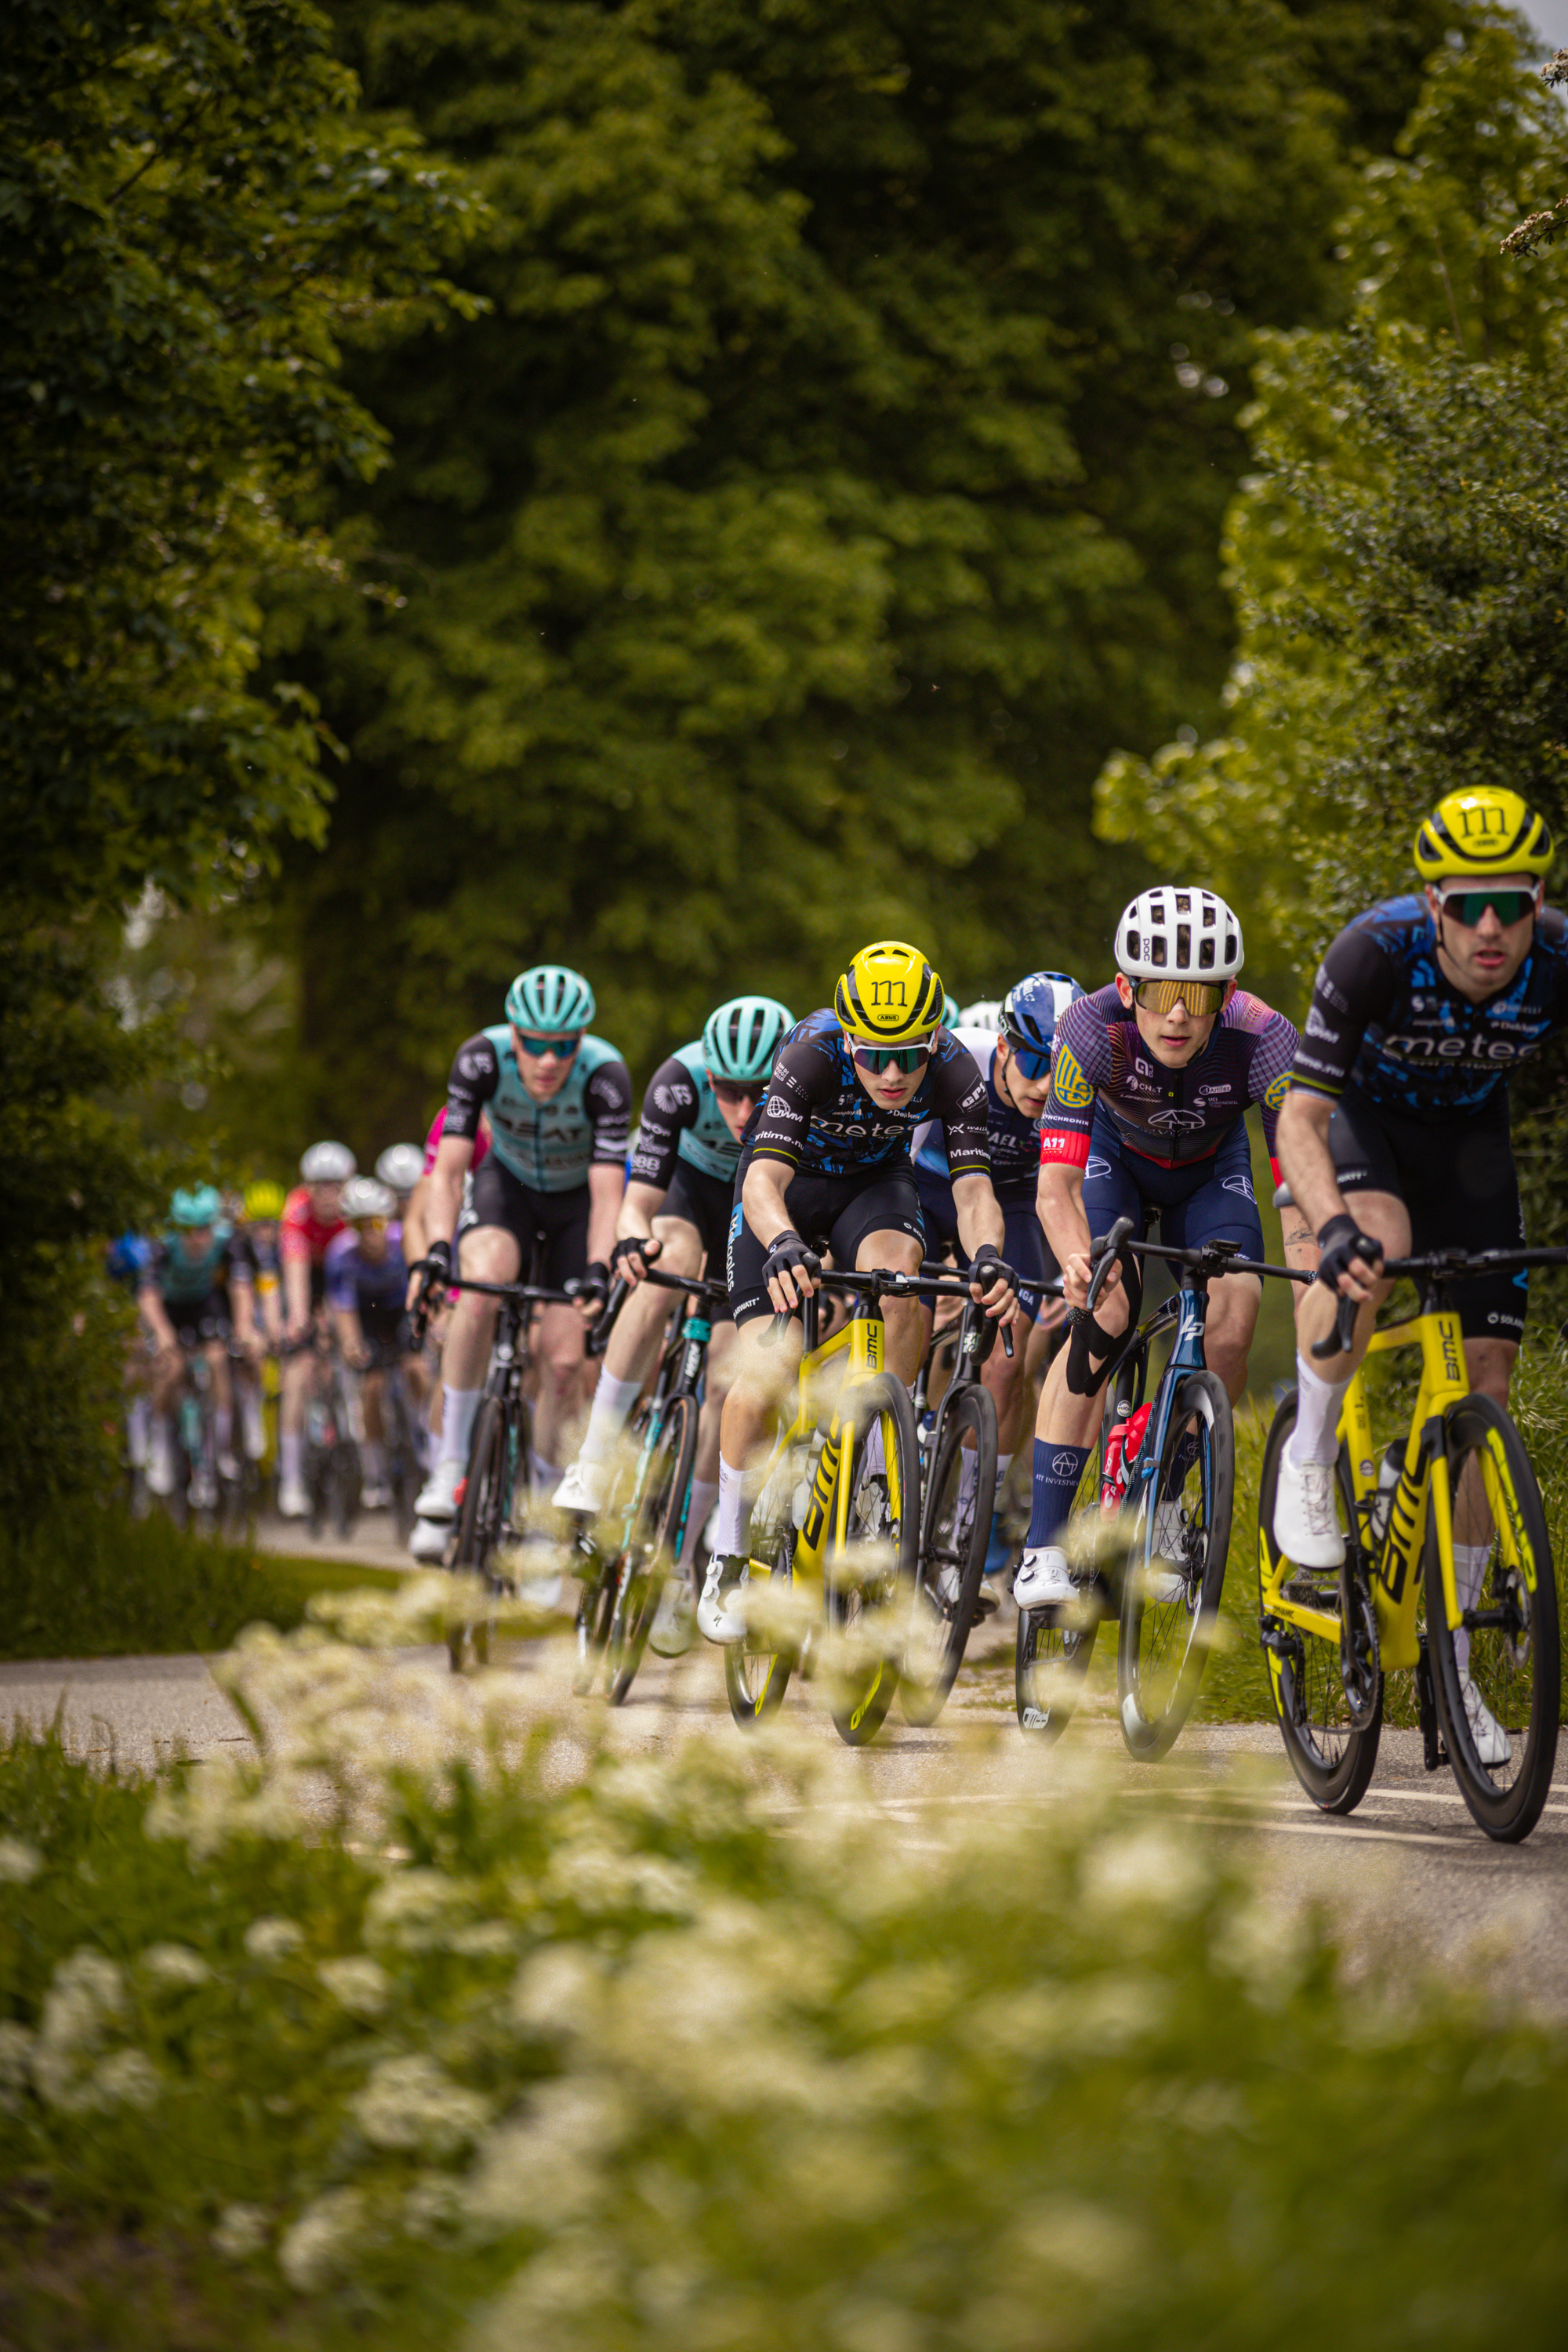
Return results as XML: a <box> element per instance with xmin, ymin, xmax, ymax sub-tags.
<box><xmin>1116</xmin><ymin>1368</ymin><xmax>1234</xmax><ymax>1761</ymax></box>
<box><xmin>900</xmin><ymin>1383</ymin><xmax>996</xmax><ymax>1726</ymax></box>
<box><xmin>1427</xmin><ymin>1396</ymin><xmax>1559</xmax><ymax>1843</ymax></box>
<box><xmin>825</xmin><ymin>1373</ymin><xmax>920</xmax><ymax>1748</ymax></box>
<box><xmin>1257</xmin><ymin>1392</ymin><xmax>1381</xmax><ymax>1813</ymax></box>
<box><xmin>449</xmin><ymin>1396</ymin><xmax>507</xmax><ymax>1672</ymax></box>
<box><xmin>606</xmin><ymin>1393</ymin><xmax>699</xmax><ymax>1705</ymax></box>
<box><xmin>1014</xmin><ymin>1446</ymin><xmax>1105</xmax><ymax>1743</ymax></box>
<box><xmin>724</xmin><ymin>1444</ymin><xmax>804</xmax><ymax>1729</ymax></box>
<box><xmin>387</xmin><ymin>1383</ymin><xmax>419</xmax><ymax>1545</ymax></box>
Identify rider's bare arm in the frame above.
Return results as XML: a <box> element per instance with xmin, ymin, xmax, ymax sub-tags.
<box><xmin>424</xmin><ymin>1129</ymin><xmax>476</xmax><ymax>1252</ymax></box>
<box><xmin>951</xmin><ymin>1171</ymin><xmax>1020</xmax><ymax>1325</ymax></box>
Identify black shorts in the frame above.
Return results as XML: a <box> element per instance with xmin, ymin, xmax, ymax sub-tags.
<box><xmin>727</xmin><ymin>1160</ymin><xmax>926</xmax><ymax>1328</ymax></box>
<box><xmin>169</xmin><ymin>1294</ymin><xmax>230</xmax><ymax>1348</ymax></box>
<box><xmin>463</xmin><ymin>1156</ymin><xmax>591</xmax><ymax>1291</ymax></box>
<box><xmin>662</xmin><ymin>1159</ymin><xmax>735</xmax><ymax>1272</ymax></box>
<box><xmin>912</xmin><ymin>1169</ymin><xmax>1059</xmax><ymax>1321</ymax></box>
<box><xmin>1330</xmin><ymin>1087</ymin><xmax>1527</xmax><ymax>1341</ymax></box>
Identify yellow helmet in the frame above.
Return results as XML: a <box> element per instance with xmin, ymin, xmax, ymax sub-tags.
<box><xmin>1414</xmin><ymin>789</ymin><xmax>1553</xmax><ymax>882</ymax></box>
<box><xmin>835</xmin><ymin>939</ymin><xmax>945</xmax><ymax>1044</ymax></box>
<box><xmin>244</xmin><ymin>1178</ymin><xmax>287</xmax><ymax>1221</ymax></box>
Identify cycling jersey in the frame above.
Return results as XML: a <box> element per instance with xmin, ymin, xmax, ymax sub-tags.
<box><xmin>1289</xmin><ymin>896</ymin><xmax>1568</xmax><ymax>1119</ymax></box>
<box><xmin>630</xmin><ymin>1042</ymin><xmax>742</xmax><ymax>1188</ymax></box>
<box><xmin>143</xmin><ymin>1225</ymin><xmax>252</xmax><ymax>1309</ymax></box>
<box><xmin>913</xmin><ymin>1025</ymin><xmax>1043</xmax><ymax>1201</ymax></box>
<box><xmin>444</xmin><ymin>1027</ymin><xmax>631</xmax><ymax>1195</ymax></box>
<box><xmin>281</xmin><ymin>1186</ymin><xmax>347</xmax><ymax>1268</ymax></box>
<box><xmin>744</xmin><ymin>1010</ymin><xmax>990</xmax><ymax>1180</ymax></box>
<box><xmin>423</xmin><ymin>1102</ymin><xmax>490</xmax><ymax>1178</ymax></box>
<box><xmin>325</xmin><ymin>1228</ymin><xmax>409</xmax><ymax>1322</ymax></box>
<box><xmin>107</xmin><ymin>1232</ymin><xmax>151</xmax><ymax>1290</ymax></box>
<box><xmin>1040</xmin><ymin>985</ymin><xmax>1298</xmax><ymax>1177</ymax></box>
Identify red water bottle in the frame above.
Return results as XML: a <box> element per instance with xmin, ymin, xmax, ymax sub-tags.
<box><xmin>1101</xmin><ymin>1420</ymin><xmax>1127</xmax><ymax>1512</ymax></box>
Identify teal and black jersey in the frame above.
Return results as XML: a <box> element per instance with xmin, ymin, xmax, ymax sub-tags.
<box><xmin>145</xmin><ymin>1223</ymin><xmax>252</xmax><ymax>1308</ymax></box>
<box><xmin>630</xmin><ymin>1041</ymin><xmax>745</xmax><ymax>1188</ymax></box>
<box><xmin>444</xmin><ymin>1025</ymin><xmax>632</xmax><ymax>1195</ymax></box>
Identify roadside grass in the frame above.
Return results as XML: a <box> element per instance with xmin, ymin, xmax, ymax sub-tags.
<box><xmin>2</xmin><ymin>1595</ymin><xmax>1567</xmax><ymax>2352</ymax></box>
<box><xmin>0</xmin><ymin>1508</ymin><xmax>401</xmax><ymax>1664</ymax></box>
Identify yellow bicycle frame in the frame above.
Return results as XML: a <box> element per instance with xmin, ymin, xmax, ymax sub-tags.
<box><xmin>747</xmin><ymin>1307</ymin><xmax>906</xmax><ymax>1583</ymax></box>
<box><xmin>1261</xmin><ymin>1303</ymin><xmax>1529</xmax><ymax>1672</ymax></box>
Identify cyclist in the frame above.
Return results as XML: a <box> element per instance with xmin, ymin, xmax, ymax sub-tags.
<box><xmin>327</xmin><ymin>1174</ymin><xmax>426</xmax><ymax>1508</ymax></box>
<box><xmin>410</xmin><ymin>964</ymin><xmax>631</xmax><ymax>1565</ymax></box>
<box><xmin>699</xmin><ymin>939</ymin><xmax>1022</xmax><ymax>1642</ymax></box>
<box><xmin>1272</xmin><ymin>789</ymin><xmax>1568</xmax><ymax>1762</ymax></box>
<box><xmin>107</xmin><ymin>1232</ymin><xmax>154</xmax><ymax>1482</ymax></box>
<box><xmin>554</xmin><ymin>993</ymin><xmax>794</xmax><ymax>1645</ymax></box>
<box><xmin>376</xmin><ymin>1142</ymin><xmax>424</xmax><ymax>1207</ymax></box>
<box><xmin>278</xmin><ymin>1142</ymin><xmax>355</xmax><ymax>1519</ymax></box>
<box><xmin>1016</xmin><ymin>887</ymin><xmax>1312</xmax><ymax>1610</ymax></box>
<box><xmin>136</xmin><ymin>1185</ymin><xmax>258</xmax><ymax>1505</ymax></box>
<box><xmin>235</xmin><ymin>1178</ymin><xmax>286</xmax><ymax>1465</ymax></box>
<box><xmin>911</xmin><ymin>971</ymin><xmax>1082</xmax><ymax>1591</ymax></box>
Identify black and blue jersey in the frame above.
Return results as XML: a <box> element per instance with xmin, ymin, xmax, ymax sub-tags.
<box><xmin>1290</xmin><ymin>896</ymin><xmax>1568</xmax><ymax>1120</ymax></box>
<box><xmin>742</xmin><ymin>1009</ymin><xmax>991</xmax><ymax>1181</ymax></box>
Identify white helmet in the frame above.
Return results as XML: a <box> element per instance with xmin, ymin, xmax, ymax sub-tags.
<box><xmin>299</xmin><ymin>1139</ymin><xmax>357</xmax><ymax>1183</ymax></box>
<box><xmin>375</xmin><ymin>1142</ymin><xmax>424</xmax><ymax>1196</ymax></box>
<box><xmin>958</xmin><ymin>998</ymin><xmax>1006</xmax><ymax>1031</ymax></box>
<box><xmin>340</xmin><ymin>1174</ymin><xmax>396</xmax><ymax>1221</ymax></box>
<box><xmin>1114</xmin><ymin>887</ymin><xmax>1243</xmax><ymax>982</ymax></box>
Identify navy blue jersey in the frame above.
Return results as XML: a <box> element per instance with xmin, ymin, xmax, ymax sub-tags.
<box><xmin>325</xmin><ymin>1228</ymin><xmax>408</xmax><ymax>1319</ymax></box>
<box><xmin>743</xmin><ymin>1010</ymin><xmax>991</xmax><ymax>1181</ymax></box>
<box><xmin>1290</xmin><ymin>897</ymin><xmax>1568</xmax><ymax>1120</ymax></box>
<box><xmin>913</xmin><ymin>1025</ymin><xmax>1040</xmax><ymax>1200</ymax></box>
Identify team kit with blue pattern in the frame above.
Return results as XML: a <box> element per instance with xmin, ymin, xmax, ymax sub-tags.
<box><xmin>913</xmin><ymin>1025</ymin><xmax>1063</xmax><ymax>1320</ymax></box>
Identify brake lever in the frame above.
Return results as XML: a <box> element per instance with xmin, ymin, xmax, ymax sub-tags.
<box><xmin>1311</xmin><ymin>1293</ymin><xmax>1359</xmax><ymax>1361</ymax></box>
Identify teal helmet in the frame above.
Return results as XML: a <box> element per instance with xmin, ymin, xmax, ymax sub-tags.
<box><xmin>171</xmin><ymin>1184</ymin><xmax>222</xmax><ymax>1229</ymax></box>
<box><xmin>942</xmin><ymin>993</ymin><xmax>960</xmax><ymax>1028</ymax></box>
<box><xmin>506</xmin><ymin>964</ymin><xmax>595</xmax><ymax>1033</ymax></box>
<box><xmin>702</xmin><ymin>994</ymin><xmax>794</xmax><ymax>1085</ymax></box>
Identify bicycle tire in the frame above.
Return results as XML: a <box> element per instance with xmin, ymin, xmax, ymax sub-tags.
<box><xmin>387</xmin><ymin>1381</ymin><xmax>419</xmax><ymax>1545</ymax></box>
<box><xmin>1427</xmin><ymin>1395</ymin><xmax>1559</xmax><ymax>1844</ymax></box>
<box><xmin>725</xmin><ymin>1439</ymin><xmax>808</xmax><ymax>1729</ymax></box>
<box><xmin>901</xmin><ymin>1382</ymin><xmax>996</xmax><ymax>1726</ymax></box>
<box><xmin>1257</xmin><ymin>1392</ymin><xmax>1381</xmax><ymax>1814</ymax></box>
<box><xmin>826</xmin><ymin>1372</ymin><xmax>920</xmax><ymax>1748</ymax></box>
<box><xmin>449</xmin><ymin>1396</ymin><xmax>507</xmax><ymax>1672</ymax></box>
<box><xmin>607</xmin><ymin>1393</ymin><xmax>699</xmax><ymax>1705</ymax></box>
<box><xmin>1014</xmin><ymin>1444</ymin><xmax>1105</xmax><ymax>1742</ymax></box>
<box><xmin>1116</xmin><ymin>1367</ymin><xmax>1234</xmax><ymax>1761</ymax></box>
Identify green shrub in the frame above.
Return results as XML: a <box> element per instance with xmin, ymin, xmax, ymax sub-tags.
<box><xmin>2</xmin><ymin>1599</ymin><xmax>1566</xmax><ymax>2350</ymax></box>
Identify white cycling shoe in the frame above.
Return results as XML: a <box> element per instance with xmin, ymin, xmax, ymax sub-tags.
<box><xmin>1013</xmin><ymin>1547</ymin><xmax>1075</xmax><ymax>1610</ymax></box>
<box><xmin>408</xmin><ymin>1515</ymin><xmax>450</xmax><ymax>1563</ymax></box>
<box><xmin>359</xmin><ymin>1481</ymin><xmax>390</xmax><ymax>1511</ymax></box>
<box><xmin>698</xmin><ymin>1555</ymin><xmax>750</xmax><ymax>1645</ymax></box>
<box><xmin>278</xmin><ymin>1476</ymin><xmax>310</xmax><ymax>1521</ymax></box>
<box><xmin>1460</xmin><ymin>1675</ymin><xmax>1511</xmax><ymax>1768</ymax></box>
<box><xmin>146</xmin><ymin>1431</ymin><xmax>176</xmax><ymax>1498</ymax></box>
<box><xmin>1272</xmin><ymin>1448</ymin><xmax>1345</xmax><ymax>1570</ymax></box>
<box><xmin>649</xmin><ymin>1576</ymin><xmax>696</xmax><ymax>1657</ymax></box>
<box><xmin>415</xmin><ymin>1460</ymin><xmax>463</xmax><ymax>1523</ymax></box>
<box><xmin>553</xmin><ymin>1458</ymin><xmax>608</xmax><ymax>1515</ymax></box>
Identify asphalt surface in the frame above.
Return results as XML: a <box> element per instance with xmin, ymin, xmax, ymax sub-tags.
<box><xmin>4</xmin><ymin>1595</ymin><xmax>1565</xmax><ymax>2008</ymax></box>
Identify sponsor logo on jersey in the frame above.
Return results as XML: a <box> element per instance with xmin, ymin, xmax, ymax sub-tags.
<box><xmin>1084</xmin><ymin>1156</ymin><xmax>1113</xmax><ymax>1179</ymax></box>
<box><xmin>457</xmin><ymin>1049</ymin><xmax>488</xmax><ymax>1080</ymax></box>
<box><xmin>1146</xmin><ymin>1107</ymin><xmax>1207</xmax><ymax>1133</ymax></box>
<box><xmin>1305</xmin><ymin>1005</ymin><xmax>1339</xmax><ymax>1042</ymax></box>
<box><xmin>1051</xmin><ymin>1044</ymin><xmax>1092</xmax><ymax>1109</ymax></box>
<box><xmin>1221</xmin><ymin>1174</ymin><xmax>1256</xmax><ymax>1202</ymax></box>
<box><xmin>1197</xmin><ymin>1083</ymin><xmax>1233</xmax><ymax>1096</ymax></box>
<box><xmin>653</xmin><ymin>1084</ymin><xmax>681</xmax><ymax>1112</ymax></box>
<box><xmin>1040</xmin><ymin>1131</ymin><xmax>1082</xmax><ymax>1158</ymax></box>
<box><xmin>1381</xmin><ymin>1033</ymin><xmax>1535</xmax><ymax>1062</ymax></box>
<box><xmin>1313</xmin><ymin>966</ymin><xmax>1350</xmax><ymax>1014</ymax></box>
<box><xmin>1263</xmin><ymin>1072</ymin><xmax>1291</xmax><ymax>1110</ymax></box>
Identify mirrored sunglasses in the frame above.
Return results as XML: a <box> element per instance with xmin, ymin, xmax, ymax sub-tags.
<box><xmin>514</xmin><ymin>1030</ymin><xmax>582</xmax><ymax>1058</ymax></box>
<box><xmin>1003</xmin><ymin>1032</ymin><xmax>1053</xmax><ymax>1080</ymax></box>
<box><xmin>851</xmin><ymin>1040</ymin><xmax>934</xmax><ymax>1075</ymax></box>
<box><xmin>708</xmin><ymin>1076</ymin><xmax>759</xmax><ymax>1106</ymax></box>
<box><xmin>1131</xmin><ymin>978</ymin><xmax>1229</xmax><ymax>1017</ymax></box>
<box><xmin>1436</xmin><ymin>885</ymin><xmax>1538</xmax><ymax>929</ymax></box>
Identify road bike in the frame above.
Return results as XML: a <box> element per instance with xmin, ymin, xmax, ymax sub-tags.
<box><xmin>724</xmin><ymin>1265</ymin><xmax>930</xmax><ymax>1746</ymax></box>
<box><xmin>572</xmin><ymin>1265</ymin><xmax>729</xmax><ymax>1704</ymax></box>
<box><xmin>1258</xmin><ymin>1220</ymin><xmax>1563</xmax><ymax>1843</ymax></box>
<box><xmin>1018</xmin><ymin>1215</ymin><xmax>1287</xmax><ymax>1760</ymax></box>
<box><xmin>355</xmin><ymin>1331</ymin><xmax>426</xmax><ymax>1544</ymax></box>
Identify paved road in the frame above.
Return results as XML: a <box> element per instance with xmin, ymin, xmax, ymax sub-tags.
<box><xmin>4</xmin><ymin>1610</ymin><xmax>1563</xmax><ymax>2006</ymax></box>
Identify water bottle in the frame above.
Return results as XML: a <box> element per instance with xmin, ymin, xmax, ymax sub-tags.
<box><xmin>1367</xmin><ymin>1443</ymin><xmax>1402</xmax><ymax>1548</ymax></box>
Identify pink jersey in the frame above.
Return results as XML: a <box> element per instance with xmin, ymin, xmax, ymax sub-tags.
<box><xmin>281</xmin><ymin>1185</ymin><xmax>347</xmax><ymax>1267</ymax></box>
<box><xmin>423</xmin><ymin>1103</ymin><xmax>491</xmax><ymax>1177</ymax></box>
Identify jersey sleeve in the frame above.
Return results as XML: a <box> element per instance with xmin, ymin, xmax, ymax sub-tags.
<box><xmin>1038</xmin><ymin>999</ymin><xmax>1105</xmax><ymax>1169</ymax></box>
<box><xmin>443</xmin><ymin>1033</ymin><xmax>500</xmax><ymax>1144</ymax></box>
<box><xmin>280</xmin><ymin>1186</ymin><xmax>314</xmax><ymax>1266</ymax></box>
<box><xmin>927</xmin><ymin>1033</ymin><xmax>991</xmax><ymax>1178</ymax></box>
<box><xmin>1232</xmin><ymin>997</ymin><xmax>1301</xmax><ymax>1176</ymax></box>
<box><xmin>747</xmin><ymin>1032</ymin><xmax>833</xmax><ymax>1167</ymax></box>
<box><xmin>323</xmin><ymin>1231</ymin><xmax>358</xmax><ymax>1312</ymax></box>
<box><xmin>584</xmin><ymin>1058</ymin><xmax>633</xmax><ymax>1167</ymax></box>
<box><xmin>629</xmin><ymin>1057</ymin><xmax>700</xmax><ymax>1190</ymax></box>
<box><xmin>1288</xmin><ymin>925</ymin><xmax>1399</xmax><ymax>1105</ymax></box>
<box><xmin>223</xmin><ymin>1232</ymin><xmax>255</xmax><ymax>1288</ymax></box>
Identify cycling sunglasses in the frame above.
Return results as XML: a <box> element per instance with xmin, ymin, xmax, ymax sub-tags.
<box><xmin>1435</xmin><ymin>884</ymin><xmax>1539</xmax><ymax>928</ymax></box>
<box><xmin>851</xmin><ymin>1040</ymin><xmax>934</xmax><ymax>1075</ymax></box>
<box><xmin>1002</xmin><ymin>1032</ymin><xmax>1053</xmax><ymax>1080</ymax></box>
<box><xmin>707</xmin><ymin>1076</ymin><xmax>759</xmax><ymax>1106</ymax></box>
<box><xmin>1130</xmin><ymin>977</ymin><xmax>1229</xmax><ymax>1017</ymax></box>
<box><xmin>513</xmin><ymin>1029</ymin><xmax>582</xmax><ymax>1058</ymax></box>
<box><xmin>354</xmin><ymin>1215</ymin><xmax>390</xmax><ymax>1232</ymax></box>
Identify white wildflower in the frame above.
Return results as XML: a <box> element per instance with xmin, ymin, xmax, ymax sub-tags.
<box><xmin>212</xmin><ymin>2202</ymin><xmax>270</xmax><ymax>2261</ymax></box>
<box><xmin>350</xmin><ymin>2053</ymin><xmax>490</xmax><ymax>2156</ymax></box>
<box><xmin>318</xmin><ymin>1955</ymin><xmax>391</xmax><ymax>2017</ymax></box>
<box><xmin>0</xmin><ymin>2021</ymin><xmax>34</xmax><ymax>2112</ymax></box>
<box><xmin>363</xmin><ymin>1869</ymin><xmax>472</xmax><ymax>1951</ymax></box>
<box><xmin>0</xmin><ymin>1838</ymin><xmax>42</xmax><ymax>1884</ymax></box>
<box><xmin>466</xmin><ymin>2078</ymin><xmax>630</xmax><ymax>2238</ymax></box>
<box><xmin>509</xmin><ymin>1944</ymin><xmax>608</xmax><ymax>2038</ymax></box>
<box><xmin>403</xmin><ymin>2171</ymin><xmax>465</xmax><ymax>2240</ymax></box>
<box><xmin>91</xmin><ymin>2047</ymin><xmax>162</xmax><ymax>2111</ymax></box>
<box><xmin>1080</xmin><ymin>1825</ymin><xmax>1210</xmax><ymax>1920</ymax></box>
<box><xmin>244</xmin><ymin>1916</ymin><xmax>305</xmax><ymax>1962</ymax></box>
<box><xmin>140</xmin><ymin>1942</ymin><xmax>212</xmax><ymax>1991</ymax></box>
<box><xmin>278</xmin><ymin>2187</ymin><xmax>366</xmax><ymax>2292</ymax></box>
<box><xmin>32</xmin><ymin>1949</ymin><xmax>125</xmax><ymax>2112</ymax></box>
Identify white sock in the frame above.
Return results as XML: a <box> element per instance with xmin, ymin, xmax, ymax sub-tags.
<box><xmin>681</xmin><ymin>1477</ymin><xmax>719</xmax><ymax>1569</ymax></box>
<box><xmin>439</xmin><ymin>1386</ymin><xmax>481</xmax><ymax>1466</ymax></box>
<box><xmin>1452</xmin><ymin>1541</ymin><xmax>1491</xmax><ymax>1680</ymax></box>
<box><xmin>127</xmin><ymin>1396</ymin><xmax>150</xmax><ymax>1467</ymax></box>
<box><xmin>215</xmin><ymin>1407</ymin><xmax>233</xmax><ymax>1457</ymax></box>
<box><xmin>994</xmin><ymin>1450</ymin><xmax>1013</xmax><ymax>1501</ymax></box>
<box><xmin>1287</xmin><ymin>1359</ymin><xmax>1349</xmax><ymax>1468</ymax></box>
<box><xmin>529</xmin><ymin>1449</ymin><xmax>562</xmax><ymax>1493</ymax></box>
<box><xmin>714</xmin><ymin>1457</ymin><xmax>750</xmax><ymax>1561</ymax></box>
<box><xmin>281</xmin><ymin>1430</ymin><xmax>303</xmax><ymax>1484</ymax></box>
<box><xmin>151</xmin><ymin>1413</ymin><xmax>172</xmax><ymax>1459</ymax></box>
<box><xmin>579</xmin><ymin>1371</ymin><xmax>642</xmax><ymax>1465</ymax></box>
<box><xmin>862</xmin><ymin>1419</ymin><xmax>886</xmax><ymax>1479</ymax></box>
<box><xmin>361</xmin><ymin>1441</ymin><xmax>386</xmax><ymax>1486</ymax></box>
<box><xmin>242</xmin><ymin>1388</ymin><xmax>265</xmax><ymax>1458</ymax></box>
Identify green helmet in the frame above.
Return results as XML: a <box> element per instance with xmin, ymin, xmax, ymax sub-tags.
<box><xmin>942</xmin><ymin>992</ymin><xmax>960</xmax><ymax>1029</ymax></box>
<box><xmin>702</xmin><ymin>994</ymin><xmax>794</xmax><ymax>1084</ymax></box>
<box><xmin>506</xmin><ymin>964</ymin><xmax>595</xmax><ymax>1033</ymax></box>
<box><xmin>171</xmin><ymin>1184</ymin><xmax>222</xmax><ymax>1229</ymax></box>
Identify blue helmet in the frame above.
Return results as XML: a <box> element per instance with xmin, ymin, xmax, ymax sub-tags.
<box><xmin>171</xmin><ymin>1184</ymin><xmax>222</xmax><ymax>1229</ymax></box>
<box><xmin>1001</xmin><ymin>971</ymin><xmax>1083</xmax><ymax>1065</ymax></box>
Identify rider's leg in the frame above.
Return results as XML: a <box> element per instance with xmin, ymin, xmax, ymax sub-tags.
<box><xmin>1200</xmin><ymin>1272</ymin><xmax>1264</xmax><ymax>1405</ymax></box>
<box><xmin>855</xmin><ymin>1224</ymin><xmax>925</xmax><ymax>1381</ymax></box>
<box><xmin>526</xmin><ymin>1301</ymin><xmax>583</xmax><ymax>1480</ymax></box>
<box><xmin>713</xmin><ymin>1316</ymin><xmax>803</xmax><ymax>1552</ymax></box>
<box><xmin>1289</xmin><ymin>1189</ymin><xmax>1407</xmax><ymax>1461</ymax></box>
<box><xmin>439</xmin><ymin>1223</ymin><xmax>516</xmax><ymax>1464</ymax></box>
<box><xmin>1029</xmin><ymin>1265</ymin><xmax>1131</xmax><ymax>1534</ymax></box>
<box><xmin>576</xmin><ymin>1214</ymin><xmax>702</xmax><ymax>1471</ymax></box>
<box><xmin>205</xmin><ymin>1338</ymin><xmax>238</xmax><ymax>1473</ymax></box>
